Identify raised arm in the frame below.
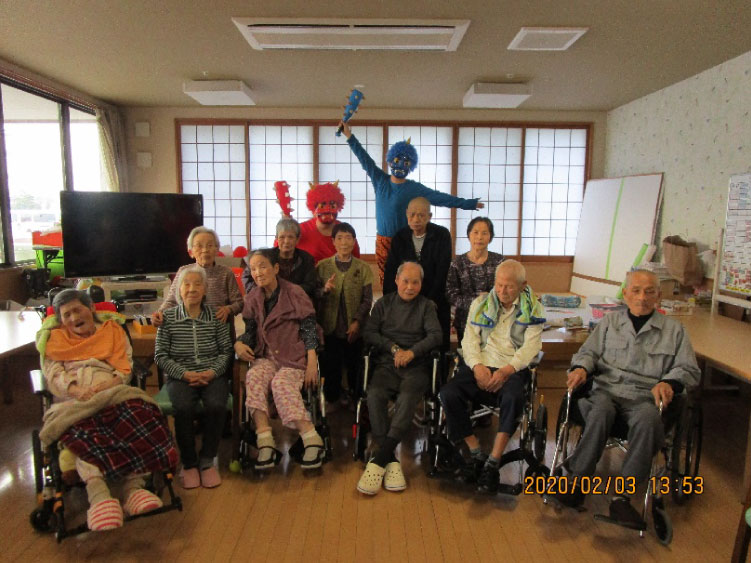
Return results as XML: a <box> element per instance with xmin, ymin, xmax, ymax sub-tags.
<box><xmin>346</xmin><ymin>134</ymin><xmax>390</xmax><ymax>189</ymax></box>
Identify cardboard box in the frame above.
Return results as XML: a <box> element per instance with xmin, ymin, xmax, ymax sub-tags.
<box><xmin>132</xmin><ymin>322</ymin><xmax>157</xmax><ymax>335</ymax></box>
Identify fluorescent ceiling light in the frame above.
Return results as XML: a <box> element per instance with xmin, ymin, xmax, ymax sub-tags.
<box><xmin>463</xmin><ymin>83</ymin><xmax>531</xmax><ymax>109</ymax></box>
<box><xmin>508</xmin><ymin>27</ymin><xmax>588</xmax><ymax>51</ymax></box>
<box><xmin>183</xmin><ymin>80</ymin><xmax>255</xmax><ymax>106</ymax></box>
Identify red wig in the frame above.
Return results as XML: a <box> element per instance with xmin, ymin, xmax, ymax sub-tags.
<box><xmin>306</xmin><ymin>182</ymin><xmax>345</xmax><ymax>213</ymax></box>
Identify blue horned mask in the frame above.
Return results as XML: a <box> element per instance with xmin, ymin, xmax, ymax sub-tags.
<box><xmin>386</xmin><ymin>139</ymin><xmax>418</xmax><ymax>179</ymax></box>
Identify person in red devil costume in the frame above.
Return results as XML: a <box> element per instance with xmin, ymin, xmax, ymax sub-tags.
<box><xmin>295</xmin><ymin>181</ymin><xmax>361</xmax><ymax>265</ymax></box>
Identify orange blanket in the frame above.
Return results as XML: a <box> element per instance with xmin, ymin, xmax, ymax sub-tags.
<box><xmin>45</xmin><ymin>320</ymin><xmax>131</xmax><ymax>375</ymax></box>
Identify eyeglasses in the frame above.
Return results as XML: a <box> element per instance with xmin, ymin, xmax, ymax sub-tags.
<box><xmin>192</xmin><ymin>243</ymin><xmax>217</xmax><ymax>250</ymax></box>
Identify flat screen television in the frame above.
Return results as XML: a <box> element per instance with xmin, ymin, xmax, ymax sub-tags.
<box><xmin>60</xmin><ymin>192</ymin><xmax>203</xmax><ymax>278</ymax></box>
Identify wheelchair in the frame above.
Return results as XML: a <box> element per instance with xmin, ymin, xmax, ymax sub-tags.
<box><xmin>29</xmin><ymin>303</ymin><xmax>181</xmax><ymax>541</ymax></box>
<box><xmin>352</xmin><ymin>347</ymin><xmax>442</xmax><ymax>462</ymax></box>
<box><xmin>425</xmin><ymin>351</ymin><xmax>548</xmax><ymax>495</ymax></box>
<box><xmin>547</xmin><ymin>380</ymin><xmax>703</xmax><ymax>546</ymax></box>
<box><xmin>230</xmin><ymin>351</ymin><xmax>333</xmax><ymax>473</ymax></box>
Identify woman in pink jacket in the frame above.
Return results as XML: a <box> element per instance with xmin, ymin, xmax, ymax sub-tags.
<box><xmin>234</xmin><ymin>248</ymin><xmax>325</xmax><ymax>471</ymax></box>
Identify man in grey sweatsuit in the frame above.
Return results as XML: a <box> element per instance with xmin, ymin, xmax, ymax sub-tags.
<box><xmin>550</xmin><ymin>269</ymin><xmax>700</xmax><ymax>527</ymax></box>
<box><xmin>357</xmin><ymin>261</ymin><xmax>442</xmax><ymax>495</ymax></box>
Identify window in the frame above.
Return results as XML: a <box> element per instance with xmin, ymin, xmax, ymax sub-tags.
<box><xmin>70</xmin><ymin>107</ymin><xmax>105</xmax><ymax>192</ymax></box>
<box><xmin>319</xmin><ymin>124</ymin><xmax>382</xmax><ymax>253</ymax></box>
<box><xmin>456</xmin><ymin>127</ymin><xmax>523</xmax><ymax>256</ymax></box>
<box><xmin>248</xmin><ymin>125</ymin><xmax>313</xmax><ymax>248</ymax></box>
<box><xmin>0</xmin><ymin>80</ymin><xmax>105</xmax><ymax>264</ymax></box>
<box><xmin>522</xmin><ymin>128</ymin><xmax>586</xmax><ymax>255</ymax></box>
<box><xmin>388</xmin><ymin>125</ymin><xmax>454</xmax><ymax>233</ymax></box>
<box><xmin>176</xmin><ymin>120</ymin><xmax>590</xmax><ymax>258</ymax></box>
<box><xmin>180</xmin><ymin>124</ymin><xmax>248</xmax><ymax>250</ymax></box>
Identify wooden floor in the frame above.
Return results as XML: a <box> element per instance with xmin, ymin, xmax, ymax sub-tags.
<box><xmin>0</xmin><ymin>371</ymin><xmax>747</xmax><ymax>562</ymax></box>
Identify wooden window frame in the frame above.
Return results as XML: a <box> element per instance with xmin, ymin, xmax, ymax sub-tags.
<box><xmin>175</xmin><ymin>118</ymin><xmax>592</xmax><ymax>263</ymax></box>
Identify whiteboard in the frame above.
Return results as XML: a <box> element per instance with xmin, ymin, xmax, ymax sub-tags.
<box><xmin>719</xmin><ymin>173</ymin><xmax>751</xmax><ymax>296</ymax></box>
<box><xmin>571</xmin><ymin>173</ymin><xmax>663</xmax><ymax>297</ymax></box>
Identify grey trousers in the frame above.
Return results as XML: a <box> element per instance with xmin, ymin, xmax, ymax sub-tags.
<box><xmin>367</xmin><ymin>359</ymin><xmax>430</xmax><ymax>446</ymax></box>
<box><xmin>566</xmin><ymin>388</ymin><xmax>664</xmax><ymax>483</ymax></box>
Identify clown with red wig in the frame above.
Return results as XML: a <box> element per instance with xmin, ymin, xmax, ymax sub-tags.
<box><xmin>277</xmin><ymin>180</ymin><xmax>361</xmax><ymax>265</ymax></box>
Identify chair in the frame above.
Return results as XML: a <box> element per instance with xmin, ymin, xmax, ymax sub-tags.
<box><xmin>28</xmin><ymin>307</ymin><xmax>181</xmax><ymax>541</ymax></box>
<box><xmin>352</xmin><ymin>346</ymin><xmax>442</xmax><ymax>462</ymax></box>
<box><xmin>425</xmin><ymin>351</ymin><xmax>547</xmax><ymax>495</ymax></box>
<box><xmin>547</xmin><ymin>381</ymin><xmax>703</xmax><ymax>546</ymax></box>
<box><xmin>230</xmin><ymin>350</ymin><xmax>332</xmax><ymax>473</ymax></box>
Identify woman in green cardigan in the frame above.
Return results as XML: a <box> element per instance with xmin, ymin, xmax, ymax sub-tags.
<box><xmin>316</xmin><ymin>222</ymin><xmax>374</xmax><ymax>407</ymax></box>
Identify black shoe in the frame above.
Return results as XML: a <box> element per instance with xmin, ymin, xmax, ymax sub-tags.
<box><xmin>476</xmin><ymin>463</ymin><xmax>500</xmax><ymax>494</ymax></box>
<box><xmin>457</xmin><ymin>456</ymin><xmax>486</xmax><ymax>484</ymax></box>
<box><xmin>605</xmin><ymin>496</ymin><xmax>647</xmax><ymax>531</ymax></box>
<box><xmin>544</xmin><ymin>487</ymin><xmax>585</xmax><ymax>511</ymax></box>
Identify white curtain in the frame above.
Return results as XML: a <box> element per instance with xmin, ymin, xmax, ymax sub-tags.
<box><xmin>96</xmin><ymin>106</ymin><xmax>129</xmax><ymax>192</ymax></box>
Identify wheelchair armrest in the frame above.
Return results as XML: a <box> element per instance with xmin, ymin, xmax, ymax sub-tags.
<box><xmin>30</xmin><ymin>369</ymin><xmax>47</xmax><ymax>395</ymax></box>
<box><xmin>528</xmin><ymin>351</ymin><xmax>544</xmax><ymax>370</ymax></box>
<box><xmin>131</xmin><ymin>359</ymin><xmax>151</xmax><ymax>390</ymax></box>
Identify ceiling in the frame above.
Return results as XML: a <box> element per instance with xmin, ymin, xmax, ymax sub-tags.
<box><xmin>1</xmin><ymin>0</ymin><xmax>750</xmax><ymax>111</ymax></box>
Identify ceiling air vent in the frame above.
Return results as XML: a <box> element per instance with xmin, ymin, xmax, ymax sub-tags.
<box><xmin>232</xmin><ymin>18</ymin><xmax>470</xmax><ymax>51</ymax></box>
<box><xmin>507</xmin><ymin>27</ymin><xmax>588</xmax><ymax>51</ymax></box>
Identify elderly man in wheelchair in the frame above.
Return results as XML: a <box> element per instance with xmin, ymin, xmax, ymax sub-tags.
<box><xmin>546</xmin><ymin>269</ymin><xmax>700</xmax><ymax>532</ymax></box>
<box><xmin>356</xmin><ymin>261</ymin><xmax>443</xmax><ymax>495</ymax></box>
<box><xmin>438</xmin><ymin>259</ymin><xmax>546</xmax><ymax>494</ymax></box>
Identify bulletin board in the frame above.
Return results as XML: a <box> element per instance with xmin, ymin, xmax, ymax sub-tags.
<box><xmin>570</xmin><ymin>173</ymin><xmax>663</xmax><ymax>297</ymax></box>
<box><xmin>718</xmin><ymin>173</ymin><xmax>751</xmax><ymax>296</ymax></box>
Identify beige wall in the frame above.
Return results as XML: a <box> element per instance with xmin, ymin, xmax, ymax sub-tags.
<box><xmin>604</xmin><ymin>50</ymin><xmax>751</xmax><ymax>252</ymax></box>
<box><xmin>123</xmin><ymin>106</ymin><xmax>607</xmax><ymax>194</ymax></box>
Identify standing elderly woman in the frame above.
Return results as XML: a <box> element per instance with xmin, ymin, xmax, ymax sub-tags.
<box><xmin>155</xmin><ymin>264</ymin><xmax>233</xmax><ymax>489</ymax></box>
<box><xmin>234</xmin><ymin>248</ymin><xmax>325</xmax><ymax>471</ymax></box>
<box><xmin>241</xmin><ymin>217</ymin><xmax>318</xmax><ymax>301</ymax></box>
<box><xmin>446</xmin><ymin>217</ymin><xmax>504</xmax><ymax>343</ymax></box>
<box><xmin>154</xmin><ymin>226</ymin><xmax>244</xmax><ymax>326</ymax></box>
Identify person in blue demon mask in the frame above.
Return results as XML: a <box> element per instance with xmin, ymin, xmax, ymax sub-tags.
<box><xmin>338</xmin><ymin>120</ymin><xmax>484</xmax><ymax>283</ymax></box>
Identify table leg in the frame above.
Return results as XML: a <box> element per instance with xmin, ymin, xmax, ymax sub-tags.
<box><xmin>0</xmin><ymin>358</ymin><xmax>12</xmax><ymax>404</ymax></box>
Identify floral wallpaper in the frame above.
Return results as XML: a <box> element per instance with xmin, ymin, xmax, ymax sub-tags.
<box><xmin>604</xmin><ymin>50</ymin><xmax>751</xmax><ymax>252</ymax></box>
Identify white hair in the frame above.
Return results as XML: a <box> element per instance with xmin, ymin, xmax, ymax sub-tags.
<box><xmin>186</xmin><ymin>226</ymin><xmax>220</xmax><ymax>250</ymax></box>
<box><xmin>495</xmin><ymin>259</ymin><xmax>526</xmax><ymax>285</ymax></box>
<box><xmin>175</xmin><ymin>264</ymin><xmax>207</xmax><ymax>305</ymax></box>
<box><xmin>396</xmin><ymin>261</ymin><xmax>424</xmax><ymax>280</ymax></box>
<box><xmin>625</xmin><ymin>269</ymin><xmax>659</xmax><ymax>288</ymax></box>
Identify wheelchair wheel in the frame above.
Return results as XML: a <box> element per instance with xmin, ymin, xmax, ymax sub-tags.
<box><xmin>30</xmin><ymin>507</ymin><xmax>54</xmax><ymax>533</ymax></box>
<box><xmin>652</xmin><ymin>496</ymin><xmax>673</xmax><ymax>546</ymax></box>
<box><xmin>31</xmin><ymin>430</ymin><xmax>44</xmax><ymax>494</ymax></box>
<box><xmin>671</xmin><ymin>403</ymin><xmax>703</xmax><ymax>505</ymax></box>
<box><xmin>533</xmin><ymin>404</ymin><xmax>548</xmax><ymax>463</ymax></box>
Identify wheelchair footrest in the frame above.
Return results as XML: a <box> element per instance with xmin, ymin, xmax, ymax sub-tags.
<box><xmin>593</xmin><ymin>513</ymin><xmax>647</xmax><ymax>532</ymax></box>
<box><xmin>496</xmin><ymin>483</ymin><xmax>523</xmax><ymax>496</ymax></box>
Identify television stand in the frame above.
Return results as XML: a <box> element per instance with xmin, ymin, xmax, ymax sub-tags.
<box><xmin>100</xmin><ymin>278</ymin><xmax>171</xmax><ymax>303</ymax></box>
<box><xmin>110</xmin><ymin>275</ymin><xmax>168</xmax><ymax>282</ymax></box>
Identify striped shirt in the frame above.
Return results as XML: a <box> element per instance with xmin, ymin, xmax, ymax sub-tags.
<box><xmin>154</xmin><ymin>304</ymin><xmax>233</xmax><ymax>380</ymax></box>
<box><xmin>160</xmin><ymin>263</ymin><xmax>244</xmax><ymax>315</ymax></box>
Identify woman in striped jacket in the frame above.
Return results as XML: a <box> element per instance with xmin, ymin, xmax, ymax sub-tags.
<box><xmin>155</xmin><ymin>264</ymin><xmax>233</xmax><ymax>489</ymax></box>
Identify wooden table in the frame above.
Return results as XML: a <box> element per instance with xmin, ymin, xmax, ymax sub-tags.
<box><xmin>0</xmin><ymin>310</ymin><xmax>42</xmax><ymax>403</ymax></box>
<box><xmin>670</xmin><ymin>307</ymin><xmax>751</xmax><ymax>384</ymax></box>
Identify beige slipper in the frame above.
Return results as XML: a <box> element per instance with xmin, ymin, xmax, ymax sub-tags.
<box><xmin>356</xmin><ymin>461</ymin><xmax>386</xmax><ymax>495</ymax></box>
<box><xmin>383</xmin><ymin>461</ymin><xmax>407</xmax><ymax>492</ymax></box>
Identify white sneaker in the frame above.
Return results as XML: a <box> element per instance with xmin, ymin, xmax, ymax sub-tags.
<box><xmin>356</xmin><ymin>461</ymin><xmax>386</xmax><ymax>495</ymax></box>
<box><xmin>383</xmin><ymin>461</ymin><xmax>407</xmax><ymax>492</ymax></box>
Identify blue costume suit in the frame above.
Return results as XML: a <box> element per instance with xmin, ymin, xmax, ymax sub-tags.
<box><xmin>346</xmin><ymin>135</ymin><xmax>479</xmax><ymax>238</ymax></box>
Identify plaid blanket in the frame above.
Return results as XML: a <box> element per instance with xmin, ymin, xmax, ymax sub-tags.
<box><xmin>59</xmin><ymin>399</ymin><xmax>178</xmax><ymax>480</ymax></box>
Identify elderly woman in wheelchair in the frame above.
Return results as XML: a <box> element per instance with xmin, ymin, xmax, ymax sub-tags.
<box><xmin>438</xmin><ymin>259</ymin><xmax>546</xmax><ymax>494</ymax></box>
<box><xmin>545</xmin><ymin>270</ymin><xmax>701</xmax><ymax>537</ymax></box>
<box><xmin>37</xmin><ymin>289</ymin><xmax>177</xmax><ymax>533</ymax></box>
<box><xmin>234</xmin><ymin>249</ymin><xmax>325</xmax><ymax>471</ymax></box>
